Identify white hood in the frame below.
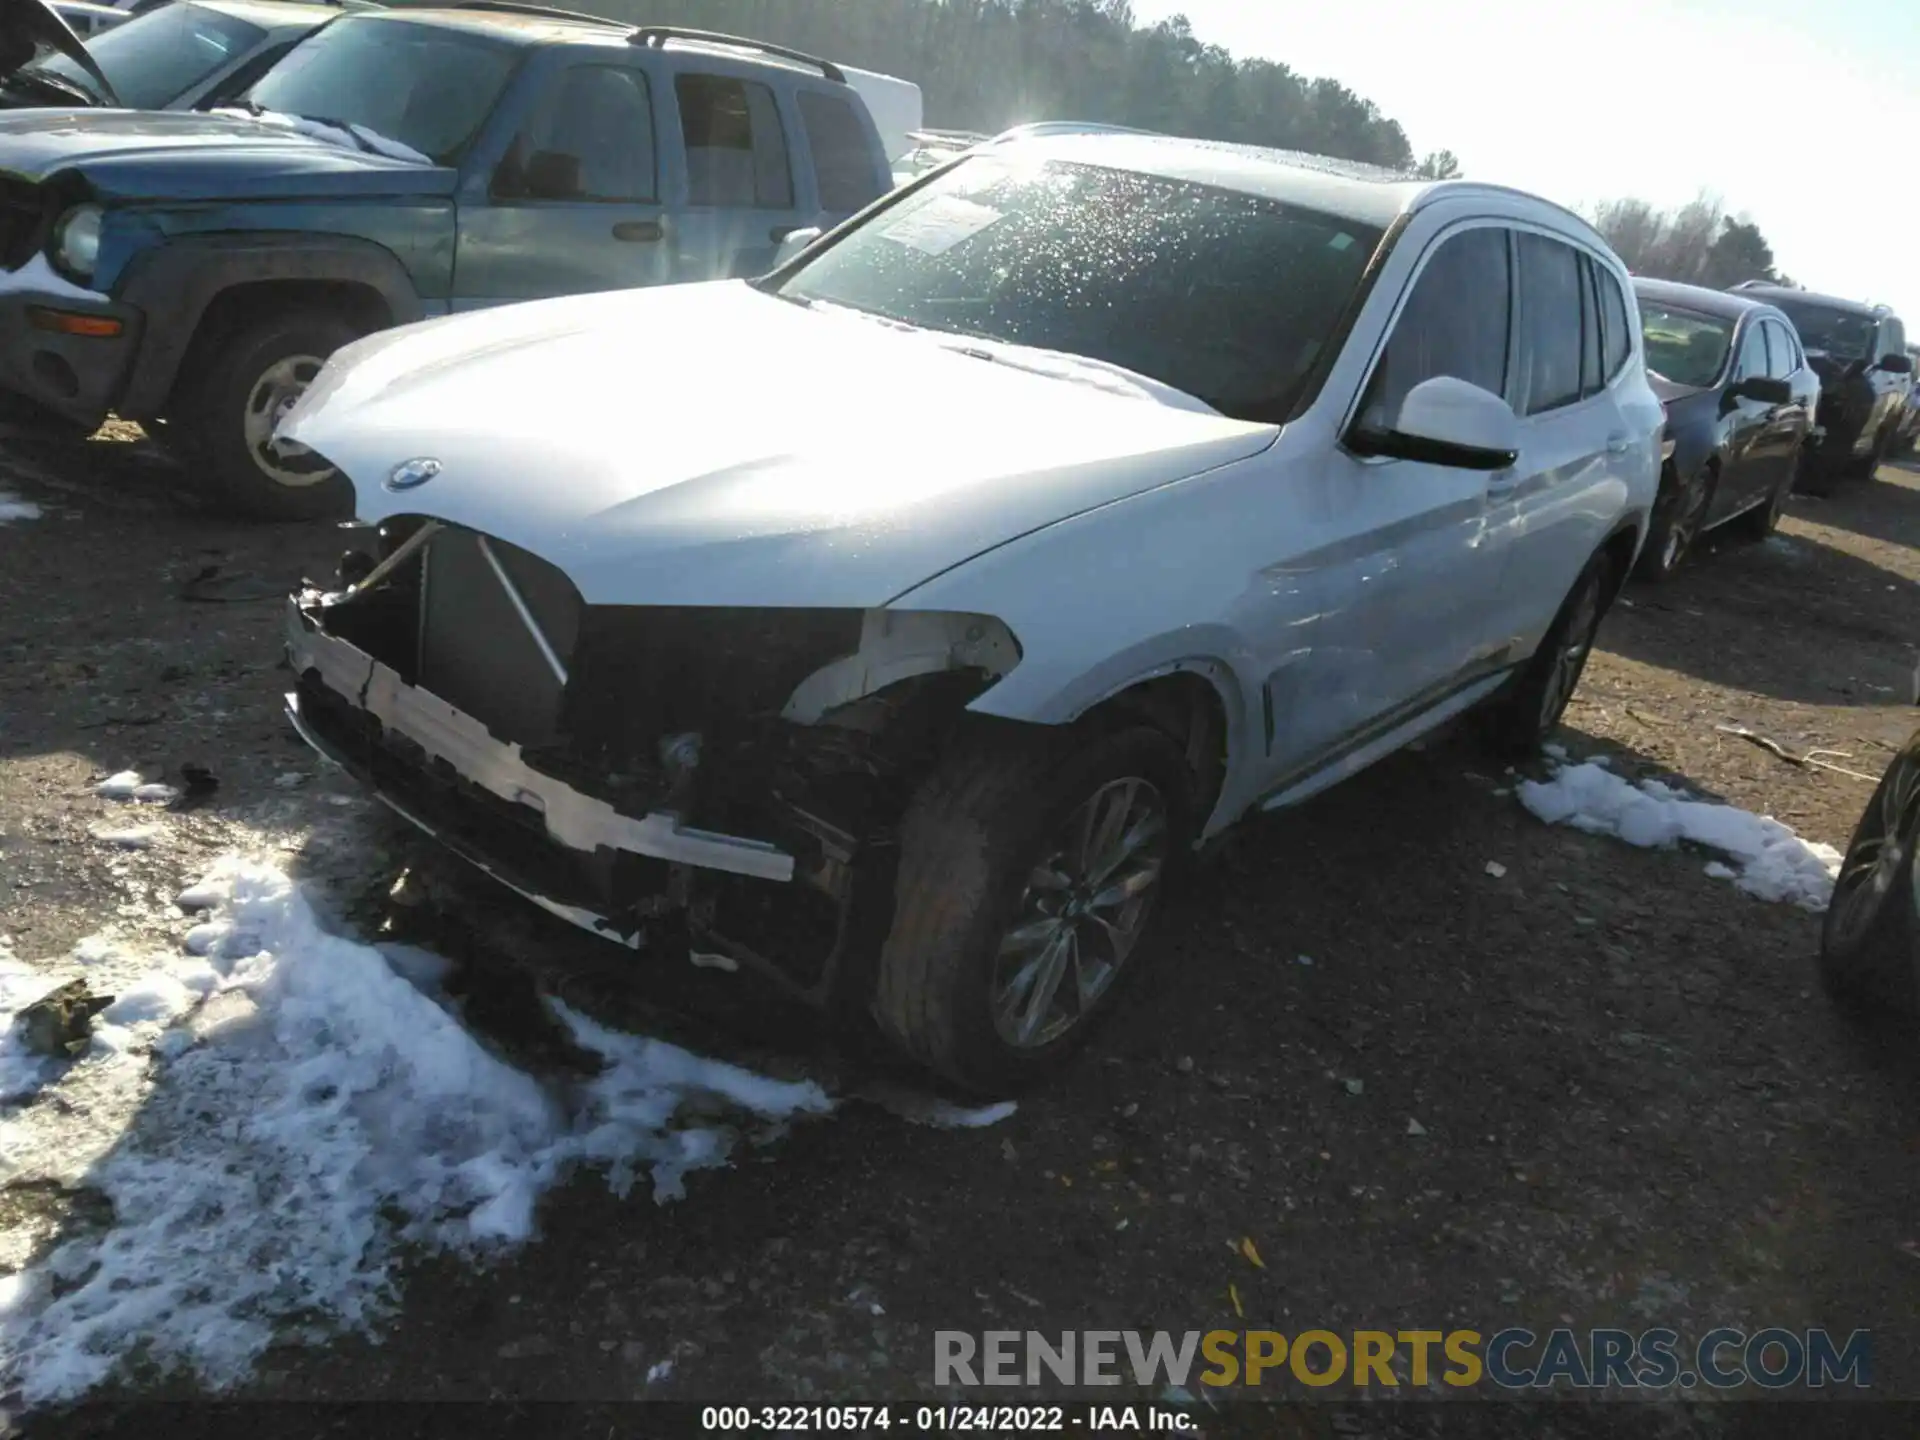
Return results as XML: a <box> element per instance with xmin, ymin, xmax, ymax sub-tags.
<box><xmin>280</xmin><ymin>280</ymin><xmax>1277</xmax><ymax>608</ymax></box>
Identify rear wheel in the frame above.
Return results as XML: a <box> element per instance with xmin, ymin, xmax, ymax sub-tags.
<box><xmin>870</xmin><ymin>721</ymin><xmax>1194</xmax><ymax>1094</ymax></box>
<box><xmin>177</xmin><ymin>311</ymin><xmax>361</xmax><ymax>521</ymax></box>
<box><xmin>1729</xmin><ymin>464</ymin><xmax>1791</xmax><ymax>542</ymax></box>
<box><xmin>1482</xmin><ymin>551</ymin><xmax>1612</xmax><ymax>758</ymax></box>
<box><xmin>1635</xmin><ymin>461</ymin><xmax>1714</xmax><ymax>581</ymax></box>
<box><xmin>1820</xmin><ymin>736</ymin><xmax>1920</xmax><ymax>1018</ymax></box>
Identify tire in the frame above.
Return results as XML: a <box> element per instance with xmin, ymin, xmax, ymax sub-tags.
<box><xmin>1819</xmin><ymin>735</ymin><xmax>1920</xmax><ymax>1019</ymax></box>
<box><xmin>1728</xmin><ymin>465</ymin><xmax>1791</xmax><ymax>543</ymax></box>
<box><xmin>870</xmin><ymin>720</ymin><xmax>1196</xmax><ymax>1094</ymax></box>
<box><xmin>1634</xmin><ymin>460</ymin><xmax>1714</xmax><ymax>581</ymax></box>
<box><xmin>1481</xmin><ymin>550</ymin><xmax>1613</xmax><ymax>758</ymax></box>
<box><xmin>177</xmin><ymin>310</ymin><xmax>362</xmax><ymax>521</ymax></box>
<box><xmin>1845</xmin><ymin>424</ymin><xmax>1890</xmax><ymax>482</ymax></box>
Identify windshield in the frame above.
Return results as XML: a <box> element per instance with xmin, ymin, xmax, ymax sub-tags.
<box><xmin>1639</xmin><ymin>303</ymin><xmax>1733</xmax><ymax>388</ymax></box>
<box><xmin>1769</xmin><ymin>300</ymin><xmax>1877</xmax><ymax>362</ymax></box>
<box><xmin>774</xmin><ymin>155</ymin><xmax>1384</xmax><ymax>421</ymax></box>
<box><xmin>245</xmin><ymin>18</ymin><xmax>518</xmax><ymax>165</ymax></box>
<box><xmin>32</xmin><ymin>3</ymin><xmax>264</xmax><ymax>109</ymax></box>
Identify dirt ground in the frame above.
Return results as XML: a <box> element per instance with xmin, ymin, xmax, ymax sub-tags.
<box><xmin>1</xmin><ymin>425</ymin><xmax>1919</xmax><ymax>1438</ymax></box>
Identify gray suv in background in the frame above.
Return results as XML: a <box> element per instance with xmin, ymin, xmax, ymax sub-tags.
<box><xmin>1734</xmin><ymin>283</ymin><xmax>1912</xmax><ymax>486</ymax></box>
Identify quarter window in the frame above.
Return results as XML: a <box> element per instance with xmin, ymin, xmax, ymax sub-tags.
<box><xmin>1578</xmin><ymin>256</ymin><xmax>1604</xmax><ymax>398</ymax></box>
<box><xmin>1515</xmin><ymin>232</ymin><xmax>1584</xmax><ymax>415</ymax></box>
<box><xmin>676</xmin><ymin>73</ymin><xmax>794</xmax><ymax>208</ymax></box>
<box><xmin>1357</xmin><ymin>225</ymin><xmax>1511</xmax><ymax>432</ymax></box>
<box><xmin>495</xmin><ymin>65</ymin><xmax>656</xmax><ymax>203</ymax></box>
<box><xmin>797</xmin><ymin>90</ymin><xmax>877</xmax><ymax>213</ymax></box>
<box><xmin>1598</xmin><ymin>267</ymin><xmax>1633</xmax><ymax>378</ymax></box>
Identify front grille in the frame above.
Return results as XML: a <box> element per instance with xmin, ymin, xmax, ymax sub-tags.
<box><xmin>415</xmin><ymin>527</ymin><xmax>583</xmax><ymax>749</ymax></box>
<box><xmin>0</xmin><ymin>179</ymin><xmax>47</xmax><ymax>272</ymax></box>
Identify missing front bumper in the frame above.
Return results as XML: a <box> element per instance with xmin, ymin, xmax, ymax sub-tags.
<box><xmin>285</xmin><ymin>595</ymin><xmax>795</xmax><ymax>943</ymax></box>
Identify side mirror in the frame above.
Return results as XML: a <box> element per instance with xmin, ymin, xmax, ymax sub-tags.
<box><xmin>1878</xmin><ymin>351</ymin><xmax>1914</xmax><ymax>374</ymax></box>
<box><xmin>1351</xmin><ymin>375</ymin><xmax>1520</xmax><ymax>471</ymax></box>
<box><xmin>1730</xmin><ymin>374</ymin><xmax>1792</xmax><ymax>405</ymax></box>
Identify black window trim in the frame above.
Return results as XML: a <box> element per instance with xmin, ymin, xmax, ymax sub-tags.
<box><xmin>1594</xmin><ymin>259</ymin><xmax>1635</xmax><ymax>384</ymax></box>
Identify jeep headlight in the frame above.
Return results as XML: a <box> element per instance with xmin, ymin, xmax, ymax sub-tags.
<box><xmin>52</xmin><ymin>204</ymin><xmax>103</xmax><ymax>281</ymax></box>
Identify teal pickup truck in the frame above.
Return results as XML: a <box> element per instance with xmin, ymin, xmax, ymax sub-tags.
<box><xmin>0</xmin><ymin>0</ymin><xmax>892</xmax><ymax>517</ymax></box>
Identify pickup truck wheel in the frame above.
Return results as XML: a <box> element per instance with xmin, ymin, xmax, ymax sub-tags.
<box><xmin>1481</xmin><ymin>552</ymin><xmax>1612</xmax><ymax>758</ymax></box>
<box><xmin>871</xmin><ymin>721</ymin><xmax>1194</xmax><ymax>1095</ymax></box>
<box><xmin>1820</xmin><ymin>736</ymin><xmax>1920</xmax><ymax>1019</ymax></box>
<box><xmin>182</xmin><ymin>311</ymin><xmax>360</xmax><ymax>521</ymax></box>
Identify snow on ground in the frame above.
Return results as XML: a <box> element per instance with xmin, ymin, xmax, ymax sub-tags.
<box><xmin>0</xmin><ymin>856</ymin><xmax>835</xmax><ymax>1405</ymax></box>
<box><xmin>93</xmin><ymin>772</ymin><xmax>177</xmax><ymax>804</ymax></box>
<box><xmin>1519</xmin><ymin>758</ymin><xmax>1842</xmax><ymax>910</ymax></box>
<box><xmin>0</xmin><ymin>494</ymin><xmax>41</xmax><ymax>524</ymax></box>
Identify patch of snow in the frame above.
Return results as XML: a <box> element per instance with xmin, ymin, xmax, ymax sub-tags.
<box><xmin>857</xmin><ymin>1080</ymin><xmax>1017</xmax><ymax>1129</ymax></box>
<box><xmin>209</xmin><ymin>108</ymin><xmax>431</xmax><ymax>165</ymax></box>
<box><xmin>646</xmin><ymin>1358</ymin><xmax>674</xmax><ymax>1384</ymax></box>
<box><xmin>0</xmin><ymin>494</ymin><xmax>41</xmax><ymax>525</ymax></box>
<box><xmin>130</xmin><ymin>784</ymin><xmax>178</xmax><ymax>804</ymax></box>
<box><xmin>1519</xmin><ymin>760</ymin><xmax>1841</xmax><ymax>910</ymax></box>
<box><xmin>93</xmin><ymin>772</ymin><xmax>142</xmax><ymax>800</ymax></box>
<box><xmin>0</xmin><ymin>855</ymin><xmax>835</xmax><ymax>1405</ymax></box>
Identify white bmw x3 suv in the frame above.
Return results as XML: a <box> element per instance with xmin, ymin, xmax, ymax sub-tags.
<box><xmin>279</xmin><ymin>132</ymin><xmax>1662</xmax><ymax>1093</ymax></box>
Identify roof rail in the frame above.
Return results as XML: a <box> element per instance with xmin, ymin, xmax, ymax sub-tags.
<box><xmin>628</xmin><ymin>26</ymin><xmax>844</xmax><ymax>83</ymax></box>
<box><xmin>446</xmin><ymin>0</ymin><xmax>623</xmax><ymax>23</ymax></box>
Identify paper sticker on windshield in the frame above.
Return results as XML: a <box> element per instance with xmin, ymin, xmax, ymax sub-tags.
<box><xmin>1327</xmin><ymin>232</ymin><xmax>1355</xmax><ymax>251</ymax></box>
<box><xmin>882</xmin><ymin>196</ymin><xmax>1004</xmax><ymax>256</ymax></box>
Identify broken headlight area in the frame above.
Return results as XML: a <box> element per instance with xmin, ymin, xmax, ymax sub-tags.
<box><xmin>288</xmin><ymin>519</ymin><xmax>1020</xmax><ymax>1004</ymax></box>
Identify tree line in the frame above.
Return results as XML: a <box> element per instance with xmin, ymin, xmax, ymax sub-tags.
<box><xmin>585</xmin><ymin>0</ymin><xmax>1437</xmax><ymax>171</ymax></box>
<box><xmin>1590</xmin><ymin>194</ymin><xmax>1792</xmax><ymax>290</ymax></box>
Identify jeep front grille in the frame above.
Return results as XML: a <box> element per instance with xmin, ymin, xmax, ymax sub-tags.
<box><xmin>0</xmin><ymin>179</ymin><xmax>46</xmax><ymax>272</ymax></box>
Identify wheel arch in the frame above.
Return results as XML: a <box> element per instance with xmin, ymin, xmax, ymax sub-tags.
<box><xmin>114</xmin><ymin>234</ymin><xmax>422</xmax><ymax>418</ymax></box>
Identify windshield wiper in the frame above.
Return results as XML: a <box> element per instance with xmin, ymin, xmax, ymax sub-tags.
<box><xmin>291</xmin><ymin>114</ymin><xmax>379</xmax><ymax>154</ymax></box>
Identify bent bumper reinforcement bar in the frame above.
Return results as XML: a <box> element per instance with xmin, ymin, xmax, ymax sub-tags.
<box><xmin>284</xmin><ymin>596</ymin><xmax>796</xmax><ymax>885</ymax></box>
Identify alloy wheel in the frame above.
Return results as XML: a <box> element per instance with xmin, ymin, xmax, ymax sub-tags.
<box><xmin>1537</xmin><ymin>572</ymin><xmax>1601</xmax><ymax>735</ymax></box>
<box><xmin>990</xmin><ymin>776</ymin><xmax>1169</xmax><ymax>1049</ymax></box>
<box><xmin>242</xmin><ymin>354</ymin><xmax>335</xmax><ymax>488</ymax></box>
<box><xmin>1826</xmin><ymin>749</ymin><xmax>1920</xmax><ymax>953</ymax></box>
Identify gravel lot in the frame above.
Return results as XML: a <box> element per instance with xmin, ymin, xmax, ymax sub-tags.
<box><xmin>1</xmin><ymin>425</ymin><xmax>1917</xmax><ymax>1436</ymax></box>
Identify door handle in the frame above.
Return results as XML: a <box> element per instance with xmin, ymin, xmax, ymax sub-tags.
<box><xmin>1604</xmin><ymin>432</ymin><xmax>1632</xmax><ymax>454</ymax></box>
<box><xmin>612</xmin><ymin>220</ymin><xmax>663</xmax><ymax>242</ymax></box>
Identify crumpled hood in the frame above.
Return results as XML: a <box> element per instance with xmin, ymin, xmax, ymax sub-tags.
<box><xmin>0</xmin><ymin>0</ymin><xmax>113</xmax><ymax>102</ymax></box>
<box><xmin>281</xmin><ymin>281</ymin><xmax>1278</xmax><ymax>608</ymax></box>
<box><xmin>0</xmin><ymin>110</ymin><xmax>450</xmax><ymax>198</ymax></box>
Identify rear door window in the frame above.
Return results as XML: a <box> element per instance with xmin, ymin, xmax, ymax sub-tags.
<box><xmin>1598</xmin><ymin>266</ymin><xmax>1632</xmax><ymax>378</ymax></box>
<box><xmin>1515</xmin><ymin>232</ymin><xmax>1584</xmax><ymax>415</ymax></box>
<box><xmin>1356</xmin><ymin>225</ymin><xmax>1511</xmax><ymax>432</ymax></box>
<box><xmin>676</xmin><ymin>73</ymin><xmax>794</xmax><ymax>208</ymax></box>
<box><xmin>797</xmin><ymin>89</ymin><xmax>877</xmax><ymax>213</ymax></box>
<box><xmin>1763</xmin><ymin>320</ymin><xmax>1799</xmax><ymax>379</ymax></box>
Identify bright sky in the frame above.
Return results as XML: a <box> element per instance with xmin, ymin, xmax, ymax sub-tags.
<box><xmin>1130</xmin><ymin>0</ymin><xmax>1919</xmax><ymax>323</ymax></box>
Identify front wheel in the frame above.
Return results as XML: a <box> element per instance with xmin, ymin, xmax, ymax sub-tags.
<box><xmin>178</xmin><ymin>311</ymin><xmax>362</xmax><ymax>521</ymax></box>
<box><xmin>1481</xmin><ymin>552</ymin><xmax>1612</xmax><ymax>758</ymax></box>
<box><xmin>1819</xmin><ymin>735</ymin><xmax>1920</xmax><ymax>1018</ymax></box>
<box><xmin>870</xmin><ymin>722</ymin><xmax>1195</xmax><ymax>1094</ymax></box>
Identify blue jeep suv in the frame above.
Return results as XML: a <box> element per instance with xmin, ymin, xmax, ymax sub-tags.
<box><xmin>0</xmin><ymin>2</ymin><xmax>891</xmax><ymax>517</ymax></box>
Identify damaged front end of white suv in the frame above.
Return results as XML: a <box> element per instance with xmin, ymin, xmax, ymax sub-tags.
<box><xmin>272</xmin><ymin>273</ymin><xmax>1267</xmax><ymax>1018</ymax></box>
<box><xmin>285</xmin><ymin>523</ymin><xmax>1020</xmax><ymax>1005</ymax></box>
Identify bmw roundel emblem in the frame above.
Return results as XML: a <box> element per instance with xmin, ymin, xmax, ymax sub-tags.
<box><xmin>385</xmin><ymin>457</ymin><xmax>442</xmax><ymax>492</ymax></box>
